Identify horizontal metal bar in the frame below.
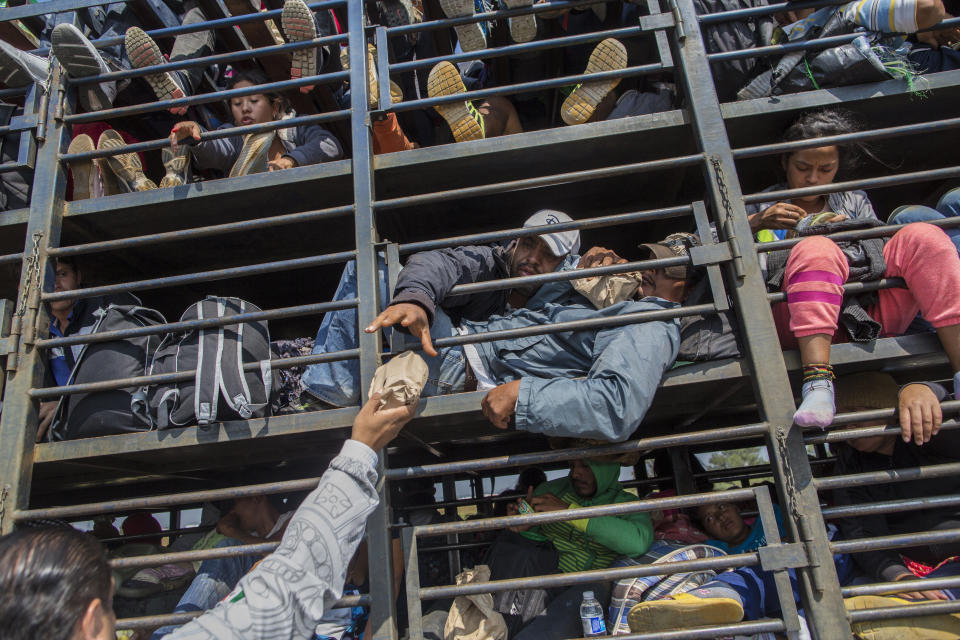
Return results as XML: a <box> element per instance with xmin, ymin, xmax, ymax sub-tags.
<box><xmin>375</xmin><ymin>154</ymin><xmax>703</xmax><ymax>210</ymax></box>
<box><xmin>115</xmin><ymin>593</ymin><xmax>367</xmax><ymax>630</ymax></box>
<box><xmin>390</xmin><ymin>63</ymin><xmax>668</xmax><ymax>114</ymax></box>
<box><xmin>587</xmin><ymin>620</ymin><xmax>785</xmax><ymax>640</ymax></box>
<box><xmin>71</xmin><ymin>33</ymin><xmax>349</xmax><ymax>86</ymax></box>
<box><xmin>391</xmin><ymin>25</ymin><xmax>642</xmax><ymax>74</ymax></box>
<box><xmin>842</xmin><ymin>576</ymin><xmax>960</xmax><ymax>597</ymax></box>
<box><xmin>815</xmin><ymin>461</ymin><xmax>960</xmax><ymax>492</ymax></box>
<box><xmin>42</xmin><ymin>250</ymin><xmax>356</xmax><ymax>302</ymax></box>
<box><xmin>50</xmin><ymin>205</ymin><xmax>354</xmax><ymax>258</ymax></box>
<box><xmin>31</xmin><ymin>0</ymin><xmax>347</xmax><ymax>52</ymax></box>
<box><xmin>1</xmin><ymin>0</ymin><xmax>114</xmax><ymax>21</ymax></box>
<box><xmin>806</xmin><ymin>421</ymin><xmax>960</xmax><ymax>449</ymax></box>
<box><xmin>98</xmin><ymin>524</ymin><xmax>214</xmax><ymax>545</ymax></box>
<box><xmin>385</xmin><ymin>0</ymin><xmax>618</xmax><ymax>36</ymax></box>
<box><xmin>697</xmin><ymin>0</ymin><xmax>845</xmax><ymax>23</ymax></box>
<box><xmin>0</xmin><ymin>87</ymin><xmax>29</xmax><ymax>99</ymax></box>
<box><xmin>766</xmin><ymin>277</ymin><xmax>906</xmax><ymax>303</ymax></box>
<box><xmin>397</xmin><ymin>204</ymin><xmax>694</xmax><ymax>255</ymax></box>
<box><xmin>821</xmin><ymin>493</ymin><xmax>960</xmax><ymax>519</ymax></box>
<box><xmin>28</xmin><ymin>346</ymin><xmax>359</xmax><ymax>399</ymax></box>
<box><xmin>709</xmin><ymin>32</ymin><xmax>859</xmax><ymax>63</ymax></box>
<box><xmin>110</xmin><ymin>541</ymin><xmax>277</xmax><ymax>569</ymax></box>
<box><xmin>420</xmin><ymin>549</ymin><xmax>761</xmax><ymax>600</ymax></box>
<box><xmin>847</xmin><ymin>599</ymin><xmax>960</xmax><ymax>623</ymax></box>
<box><xmin>757</xmin><ymin>216</ymin><xmax>960</xmax><ymax>254</ymax></box>
<box><xmin>65</xmin><ymin>72</ymin><xmax>349</xmax><ymax>124</ymax></box>
<box><xmin>0</xmin><ymin>116</ymin><xmax>38</xmax><ymax>136</ymax></box>
<box><xmin>733</xmin><ymin>115</ymin><xmax>960</xmax><ymax>160</ymax></box>
<box><xmin>742</xmin><ymin>165</ymin><xmax>960</xmax><ymax>205</ymax></box>
<box><xmin>388</xmin><ymin>421</ymin><xmax>769</xmax><ymax>481</ymax></box>
<box><xmin>447</xmin><ymin>255</ymin><xmax>689</xmax><ymax>297</ymax></box>
<box><xmin>413</xmin><ymin>487</ymin><xmax>756</xmax><ymax>537</ymax></box>
<box><xmin>60</xmin><ymin>111</ymin><xmax>350</xmax><ymax>162</ymax></box>
<box><xmin>832</xmin><ymin>527</ymin><xmax>960</xmax><ymax>555</ymax></box>
<box><xmin>428</xmin><ymin>302</ymin><xmax>716</xmax><ymax>357</ymax></box>
<box><xmin>825</xmin><ymin>400</ymin><xmax>960</xmax><ymax>428</ymax></box>
<box><xmin>36</xmin><ymin>299</ymin><xmax>358</xmax><ymax>349</ymax></box>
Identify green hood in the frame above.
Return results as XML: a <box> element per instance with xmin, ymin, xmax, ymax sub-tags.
<box><xmin>580</xmin><ymin>459</ymin><xmax>623</xmax><ymax>506</ymax></box>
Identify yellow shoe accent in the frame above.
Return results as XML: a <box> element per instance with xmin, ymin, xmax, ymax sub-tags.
<box><xmin>561</xmin><ymin>38</ymin><xmax>627</xmax><ymax>126</ymax></box>
<box><xmin>846</xmin><ymin>595</ymin><xmax>960</xmax><ymax>640</ymax></box>
<box><xmin>427</xmin><ymin>61</ymin><xmax>484</xmax><ymax>143</ymax></box>
<box><xmin>627</xmin><ymin>593</ymin><xmax>744</xmax><ymax>633</ymax></box>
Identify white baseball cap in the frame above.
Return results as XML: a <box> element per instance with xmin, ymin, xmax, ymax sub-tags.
<box><xmin>522</xmin><ymin>210</ymin><xmax>581</xmax><ymax>257</ymax></box>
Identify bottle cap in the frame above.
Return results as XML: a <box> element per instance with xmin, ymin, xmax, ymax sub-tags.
<box><xmin>583</xmin><ymin>590</ymin><xmax>594</xmax><ymax>600</ymax></box>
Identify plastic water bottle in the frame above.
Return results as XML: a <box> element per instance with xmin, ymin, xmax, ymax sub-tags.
<box><xmin>580</xmin><ymin>590</ymin><xmax>606</xmax><ymax>636</ymax></box>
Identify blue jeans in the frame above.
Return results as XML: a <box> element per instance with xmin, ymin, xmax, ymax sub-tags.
<box><xmin>302</xmin><ymin>258</ymin><xmax>467</xmax><ymax>406</ymax></box>
<box><xmin>713</xmin><ymin>552</ymin><xmax>854</xmax><ymax>621</ymax></box>
<box><xmin>151</xmin><ymin>537</ymin><xmax>257</xmax><ymax>639</ymax></box>
<box><xmin>889</xmin><ymin>187</ymin><xmax>960</xmax><ymax>255</ymax></box>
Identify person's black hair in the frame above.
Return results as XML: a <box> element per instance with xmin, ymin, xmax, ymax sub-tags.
<box><xmin>0</xmin><ymin>527</ymin><xmax>112</xmax><ymax>640</ymax></box>
<box><xmin>53</xmin><ymin>255</ymin><xmax>79</xmax><ymax>274</ymax></box>
<box><xmin>780</xmin><ymin>108</ymin><xmax>885</xmax><ymax>178</ymax></box>
<box><xmin>516</xmin><ymin>467</ymin><xmax>547</xmax><ymax>491</ymax></box>
<box><xmin>225</xmin><ymin>68</ymin><xmax>290</xmax><ymax>117</ymax></box>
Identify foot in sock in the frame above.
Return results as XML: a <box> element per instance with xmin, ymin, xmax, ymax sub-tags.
<box><xmin>124</xmin><ymin>27</ymin><xmax>188</xmax><ymax>115</ymax></box>
<box><xmin>794</xmin><ymin>378</ymin><xmax>836</xmax><ymax>428</ymax></box>
<box><xmin>50</xmin><ymin>24</ymin><xmax>117</xmax><ymax>112</ymax></box>
<box><xmin>627</xmin><ymin>586</ymin><xmax>744</xmax><ymax>633</ymax></box>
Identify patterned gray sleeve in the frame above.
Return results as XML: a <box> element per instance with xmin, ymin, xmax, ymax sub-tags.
<box><xmin>161</xmin><ymin>440</ymin><xmax>380</xmax><ymax>640</ymax></box>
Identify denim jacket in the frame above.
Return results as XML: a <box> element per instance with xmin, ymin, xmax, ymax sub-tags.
<box><xmin>463</xmin><ymin>296</ymin><xmax>681</xmax><ymax>441</ymax></box>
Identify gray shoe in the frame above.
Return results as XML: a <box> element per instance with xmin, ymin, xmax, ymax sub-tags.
<box><xmin>229</xmin><ymin>132</ymin><xmax>275</xmax><ymax>177</ymax></box>
<box><xmin>97</xmin><ymin>129</ymin><xmax>157</xmax><ymax>193</ymax></box>
<box><xmin>159</xmin><ymin>146</ymin><xmax>190</xmax><ymax>188</ymax></box>
<box><xmin>0</xmin><ymin>39</ymin><xmax>48</xmax><ymax>89</ymax></box>
<box><xmin>66</xmin><ymin>134</ymin><xmax>95</xmax><ymax>200</ymax></box>
<box><xmin>437</xmin><ymin>0</ymin><xmax>487</xmax><ymax>52</ymax></box>
<box><xmin>51</xmin><ymin>23</ymin><xmax>117</xmax><ymax>111</ymax></box>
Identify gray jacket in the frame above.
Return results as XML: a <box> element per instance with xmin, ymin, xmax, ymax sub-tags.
<box><xmin>465</xmin><ymin>292</ymin><xmax>681</xmax><ymax>442</ymax></box>
<box><xmin>746</xmin><ymin>184</ymin><xmax>878</xmax><ymax>222</ymax></box>
<box><xmin>189</xmin><ymin>122</ymin><xmax>343</xmax><ymax>175</ymax></box>
<box><xmin>163</xmin><ymin>440</ymin><xmax>378</xmax><ymax>639</ymax></box>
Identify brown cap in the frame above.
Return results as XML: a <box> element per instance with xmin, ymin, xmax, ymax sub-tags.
<box><xmin>637</xmin><ymin>232</ymin><xmax>700</xmax><ymax>281</ymax></box>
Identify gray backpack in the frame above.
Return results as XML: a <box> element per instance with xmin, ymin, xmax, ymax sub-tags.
<box><xmin>145</xmin><ymin>296</ymin><xmax>273</xmax><ymax>428</ymax></box>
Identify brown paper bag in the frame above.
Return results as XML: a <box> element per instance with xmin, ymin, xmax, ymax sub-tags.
<box><xmin>573</xmin><ymin>272</ymin><xmax>642</xmax><ymax>309</ymax></box>
<box><xmin>368</xmin><ymin>350</ymin><xmax>428</xmax><ymax>409</ymax></box>
<box><xmin>443</xmin><ymin>565</ymin><xmax>508</xmax><ymax>640</ymax></box>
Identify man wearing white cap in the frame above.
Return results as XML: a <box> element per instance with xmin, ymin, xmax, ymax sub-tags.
<box><xmin>303</xmin><ymin>210</ymin><xmax>582</xmax><ymax>408</ymax></box>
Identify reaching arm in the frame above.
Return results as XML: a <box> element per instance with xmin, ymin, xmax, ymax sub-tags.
<box><xmin>389</xmin><ymin>245</ymin><xmax>506</xmax><ymax>324</ymax></box>
<box><xmin>283</xmin><ymin>125</ymin><xmax>344</xmax><ymax>167</ymax></box>
<box><xmin>162</xmin><ymin>396</ymin><xmax>415</xmax><ymax>640</ymax></box>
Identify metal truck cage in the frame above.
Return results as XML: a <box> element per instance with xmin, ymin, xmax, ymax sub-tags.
<box><xmin>1</xmin><ymin>0</ymin><xmax>959</xmax><ymax>637</ymax></box>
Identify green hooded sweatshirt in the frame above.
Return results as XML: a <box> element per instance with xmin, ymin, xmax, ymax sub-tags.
<box><xmin>524</xmin><ymin>460</ymin><xmax>653</xmax><ymax>573</ymax></box>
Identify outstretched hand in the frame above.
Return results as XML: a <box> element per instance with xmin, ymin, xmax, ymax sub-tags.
<box><xmin>579</xmin><ymin>246</ymin><xmax>626</xmax><ymax>269</ymax></box>
<box><xmin>351</xmin><ymin>392</ymin><xmax>417</xmax><ymax>451</ymax></box>
<box><xmin>898</xmin><ymin>383</ymin><xmax>942</xmax><ymax>445</ymax></box>
<box><xmin>365</xmin><ymin>303</ymin><xmax>437</xmax><ymax>357</ymax></box>
<box><xmin>169</xmin><ymin>121</ymin><xmax>202</xmax><ymax>152</ymax></box>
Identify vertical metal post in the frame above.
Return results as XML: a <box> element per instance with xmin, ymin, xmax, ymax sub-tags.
<box><xmin>441</xmin><ymin>475</ymin><xmax>462</xmax><ymax>581</ymax></box>
<box><xmin>347</xmin><ymin>4</ymin><xmax>397</xmax><ymax>639</ymax></box>
<box><xmin>754</xmin><ymin>485</ymin><xmax>801</xmax><ymax>639</ymax></box>
<box><xmin>668</xmin><ymin>0</ymin><xmax>850</xmax><ymax>636</ymax></box>
<box><xmin>0</xmin><ymin>66</ymin><xmax>68</xmax><ymax>534</ymax></box>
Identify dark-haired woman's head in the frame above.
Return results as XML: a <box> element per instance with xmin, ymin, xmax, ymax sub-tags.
<box><xmin>0</xmin><ymin>527</ymin><xmax>114</xmax><ymax>640</ymax></box>
<box><xmin>226</xmin><ymin>69</ymin><xmax>289</xmax><ymax>127</ymax></box>
<box><xmin>779</xmin><ymin>109</ymin><xmax>865</xmax><ymax>207</ymax></box>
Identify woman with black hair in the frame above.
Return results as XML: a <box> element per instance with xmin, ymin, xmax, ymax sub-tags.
<box><xmin>746</xmin><ymin>109</ymin><xmax>879</xmax><ymax>243</ymax></box>
<box><xmin>167</xmin><ymin>69</ymin><xmax>343</xmax><ymax>182</ymax></box>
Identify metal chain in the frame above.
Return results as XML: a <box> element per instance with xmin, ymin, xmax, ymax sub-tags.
<box><xmin>710</xmin><ymin>156</ymin><xmax>734</xmax><ymax>221</ymax></box>
<box><xmin>14</xmin><ymin>232</ymin><xmax>42</xmax><ymax>325</ymax></box>
<box><xmin>0</xmin><ymin>484</ymin><xmax>9</xmax><ymax>531</ymax></box>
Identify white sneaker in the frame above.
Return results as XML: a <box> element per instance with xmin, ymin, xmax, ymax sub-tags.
<box><xmin>51</xmin><ymin>23</ymin><xmax>117</xmax><ymax>111</ymax></box>
<box><xmin>0</xmin><ymin>39</ymin><xmax>48</xmax><ymax>89</ymax></box>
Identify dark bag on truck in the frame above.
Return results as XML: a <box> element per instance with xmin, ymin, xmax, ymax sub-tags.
<box><xmin>145</xmin><ymin>296</ymin><xmax>273</xmax><ymax>428</ymax></box>
<box><xmin>50</xmin><ymin>298</ymin><xmax>167</xmax><ymax>440</ymax></box>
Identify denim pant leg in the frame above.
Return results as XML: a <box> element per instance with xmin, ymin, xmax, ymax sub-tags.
<box><xmin>150</xmin><ymin>537</ymin><xmax>258</xmax><ymax>639</ymax></box>
<box><xmin>889</xmin><ymin>203</ymin><xmax>960</xmax><ymax>255</ymax></box>
<box><xmin>420</xmin><ymin>307</ymin><xmax>467</xmax><ymax>397</ymax></box>
<box><xmin>302</xmin><ymin>256</ymin><xmax>390</xmax><ymax>407</ymax></box>
<box><xmin>712</xmin><ymin>566</ymin><xmax>778</xmax><ymax>621</ymax></box>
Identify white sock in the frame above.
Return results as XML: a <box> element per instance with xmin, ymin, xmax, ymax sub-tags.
<box><xmin>794</xmin><ymin>378</ymin><xmax>835</xmax><ymax>428</ymax></box>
